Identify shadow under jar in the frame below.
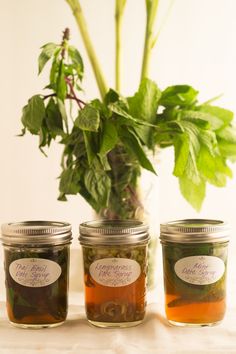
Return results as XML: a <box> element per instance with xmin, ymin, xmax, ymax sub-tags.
<box><xmin>79</xmin><ymin>220</ymin><xmax>149</xmax><ymax>328</ymax></box>
<box><xmin>1</xmin><ymin>221</ymin><xmax>72</xmax><ymax>329</ymax></box>
<box><xmin>160</xmin><ymin>219</ymin><xmax>229</xmax><ymax>327</ymax></box>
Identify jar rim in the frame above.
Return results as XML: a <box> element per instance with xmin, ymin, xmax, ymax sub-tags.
<box><xmin>1</xmin><ymin>221</ymin><xmax>72</xmax><ymax>246</ymax></box>
<box><xmin>79</xmin><ymin>219</ymin><xmax>149</xmax><ymax>245</ymax></box>
<box><xmin>160</xmin><ymin>219</ymin><xmax>230</xmax><ymax>243</ymax></box>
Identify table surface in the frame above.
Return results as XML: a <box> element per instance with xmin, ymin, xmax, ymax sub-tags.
<box><xmin>0</xmin><ymin>247</ymin><xmax>235</xmax><ymax>354</ymax></box>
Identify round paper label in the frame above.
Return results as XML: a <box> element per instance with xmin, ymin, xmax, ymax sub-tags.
<box><xmin>89</xmin><ymin>258</ymin><xmax>141</xmax><ymax>287</ymax></box>
<box><xmin>9</xmin><ymin>258</ymin><xmax>62</xmax><ymax>287</ymax></box>
<box><xmin>174</xmin><ymin>256</ymin><xmax>225</xmax><ymax>285</ymax></box>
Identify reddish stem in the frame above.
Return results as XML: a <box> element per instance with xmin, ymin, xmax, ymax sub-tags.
<box><xmin>65</xmin><ymin>77</ymin><xmax>84</xmax><ymax>109</ymax></box>
<box><xmin>43</xmin><ymin>92</ymin><xmax>86</xmax><ymax>107</ymax></box>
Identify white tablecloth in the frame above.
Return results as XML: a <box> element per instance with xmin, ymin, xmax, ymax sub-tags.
<box><xmin>0</xmin><ymin>247</ymin><xmax>235</xmax><ymax>354</ymax></box>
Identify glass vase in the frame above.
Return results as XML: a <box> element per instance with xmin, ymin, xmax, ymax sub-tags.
<box><xmin>97</xmin><ymin>147</ymin><xmax>159</xmax><ymax>289</ymax></box>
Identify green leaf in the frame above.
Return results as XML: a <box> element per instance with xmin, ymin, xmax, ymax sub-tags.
<box><xmin>58</xmin><ymin>193</ymin><xmax>67</xmax><ymax>201</ymax></box>
<box><xmin>173</xmin><ymin>134</ymin><xmax>190</xmax><ymax>177</ymax></box>
<box><xmin>197</xmin><ymin>146</ymin><xmax>232</xmax><ymax>187</ymax></box>
<box><xmin>179</xmin><ymin>174</ymin><xmax>205</xmax><ymax>211</ymax></box>
<box><xmin>109</xmin><ymin>103</ymin><xmax>138</xmax><ymax>125</ymax></box>
<box><xmin>128</xmin><ymin>78</ymin><xmax>161</xmax><ymax>123</ymax></box>
<box><xmin>45</xmin><ymin>98</ymin><xmax>64</xmax><ymax>137</ymax></box>
<box><xmin>176</xmin><ymin>120</ymin><xmax>201</xmax><ymax>158</ymax></box>
<box><xmin>68</xmin><ymin>45</ymin><xmax>84</xmax><ymax>79</ymax></box>
<box><xmin>56</xmin><ymin>61</ymin><xmax>67</xmax><ymax>101</ymax></box>
<box><xmin>217</xmin><ymin>126</ymin><xmax>236</xmax><ymax>160</ymax></box>
<box><xmin>218</xmin><ymin>140</ymin><xmax>236</xmax><ymax>161</ymax></box>
<box><xmin>75</xmin><ymin>105</ymin><xmax>100</xmax><ymax>132</ymax></box>
<box><xmin>198</xmin><ymin>130</ymin><xmax>217</xmax><ymax>156</ymax></box>
<box><xmin>99</xmin><ymin>155</ymin><xmax>111</xmax><ymax>171</ymax></box>
<box><xmin>83</xmin><ymin>131</ymin><xmax>95</xmax><ymax>165</ymax></box>
<box><xmin>104</xmin><ymin>89</ymin><xmax>120</xmax><ymax>105</ymax></box>
<box><xmin>90</xmin><ymin>99</ymin><xmax>111</xmax><ymax>119</ymax></box>
<box><xmin>50</xmin><ymin>56</ymin><xmax>59</xmax><ymax>88</ymax></box>
<box><xmin>59</xmin><ymin>168</ymin><xmax>81</xmax><ymax>195</ymax></box>
<box><xmin>217</xmin><ymin>126</ymin><xmax>236</xmax><ymax>142</ymax></box>
<box><xmin>128</xmin><ymin>78</ymin><xmax>161</xmax><ymax>147</ymax></box>
<box><xmin>160</xmin><ymin>85</ymin><xmax>199</xmax><ymax>107</ymax></box>
<box><xmin>120</xmin><ymin>129</ymin><xmax>156</xmax><ymax>174</ymax></box>
<box><xmin>180</xmin><ymin>110</ymin><xmax>223</xmax><ymax>130</ymax></box>
<box><xmin>39</xmin><ymin>125</ymin><xmax>48</xmax><ymax>150</ymax></box>
<box><xmin>109</xmin><ymin>102</ymin><xmax>157</xmax><ymax>129</ymax></box>
<box><xmin>21</xmin><ymin>95</ymin><xmax>45</xmax><ymax>134</ymax></box>
<box><xmin>173</xmin><ymin>120</ymin><xmax>201</xmax><ymax>185</ymax></box>
<box><xmin>199</xmin><ymin>105</ymin><xmax>234</xmax><ymax>127</ymax></box>
<box><xmin>84</xmin><ymin>168</ymin><xmax>111</xmax><ymax>209</ymax></box>
<box><xmin>57</xmin><ymin>98</ymin><xmax>68</xmax><ymax>131</ymax></box>
<box><xmin>38</xmin><ymin>43</ymin><xmax>58</xmax><ymax>74</ymax></box>
<box><xmin>99</xmin><ymin>121</ymin><xmax>118</xmax><ymax>156</ymax></box>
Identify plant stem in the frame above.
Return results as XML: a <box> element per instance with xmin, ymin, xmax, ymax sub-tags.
<box><xmin>141</xmin><ymin>0</ymin><xmax>159</xmax><ymax>80</ymax></box>
<box><xmin>115</xmin><ymin>0</ymin><xmax>126</xmax><ymax>92</ymax></box>
<box><xmin>65</xmin><ymin>0</ymin><xmax>108</xmax><ymax>99</ymax></box>
<box><xmin>65</xmin><ymin>77</ymin><xmax>83</xmax><ymax>109</ymax></box>
<box><xmin>43</xmin><ymin>93</ymin><xmax>86</xmax><ymax>107</ymax></box>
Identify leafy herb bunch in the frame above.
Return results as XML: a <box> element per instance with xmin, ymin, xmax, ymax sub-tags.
<box><xmin>20</xmin><ymin>1</ymin><xmax>236</xmax><ymax>218</ymax></box>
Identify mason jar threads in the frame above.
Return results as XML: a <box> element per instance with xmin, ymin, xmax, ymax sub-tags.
<box><xmin>160</xmin><ymin>219</ymin><xmax>229</xmax><ymax>327</ymax></box>
<box><xmin>1</xmin><ymin>221</ymin><xmax>72</xmax><ymax>329</ymax></box>
<box><xmin>79</xmin><ymin>220</ymin><xmax>149</xmax><ymax>328</ymax></box>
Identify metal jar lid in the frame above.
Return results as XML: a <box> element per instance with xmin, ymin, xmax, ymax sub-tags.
<box><xmin>79</xmin><ymin>219</ymin><xmax>149</xmax><ymax>246</ymax></box>
<box><xmin>1</xmin><ymin>221</ymin><xmax>72</xmax><ymax>246</ymax></box>
<box><xmin>160</xmin><ymin>219</ymin><xmax>230</xmax><ymax>244</ymax></box>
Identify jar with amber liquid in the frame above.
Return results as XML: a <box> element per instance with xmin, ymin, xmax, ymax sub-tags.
<box><xmin>79</xmin><ymin>220</ymin><xmax>149</xmax><ymax>328</ymax></box>
<box><xmin>1</xmin><ymin>221</ymin><xmax>72</xmax><ymax>328</ymax></box>
<box><xmin>160</xmin><ymin>219</ymin><xmax>229</xmax><ymax>327</ymax></box>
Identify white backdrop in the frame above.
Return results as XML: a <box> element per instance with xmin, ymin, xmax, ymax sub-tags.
<box><xmin>0</xmin><ymin>1</ymin><xmax>236</xmax><ymax>252</ymax></box>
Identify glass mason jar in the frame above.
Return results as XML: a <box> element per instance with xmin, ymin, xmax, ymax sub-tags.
<box><xmin>79</xmin><ymin>220</ymin><xmax>149</xmax><ymax>328</ymax></box>
<box><xmin>160</xmin><ymin>219</ymin><xmax>229</xmax><ymax>327</ymax></box>
<box><xmin>1</xmin><ymin>221</ymin><xmax>72</xmax><ymax>329</ymax></box>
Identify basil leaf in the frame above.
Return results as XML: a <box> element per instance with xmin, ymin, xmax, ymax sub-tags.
<box><xmin>21</xmin><ymin>95</ymin><xmax>45</xmax><ymax>134</ymax></box>
<box><xmin>45</xmin><ymin>98</ymin><xmax>64</xmax><ymax>137</ymax></box>
<box><xmin>120</xmin><ymin>129</ymin><xmax>156</xmax><ymax>174</ymax></box>
<box><xmin>109</xmin><ymin>102</ymin><xmax>139</xmax><ymax>126</ymax></box>
<box><xmin>83</xmin><ymin>131</ymin><xmax>95</xmax><ymax>165</ymax></box>
<box><xmin>39</xmin><ymin>125</ymin><xmax>49</xmax><ymax>150</ymax></box>
<box><xmin>128</xmin><ymin>78</ymin><xmax>161</xmax><ymax>147</ymax></box>
<box><xmin>59</xmin><ymin>168</ymin><xmax>81</xmax><ymax>195</ymax></box>
<box><xmin>104</xmin><ymin>89</ymin><xmax>120</xmax><ymax>105</ymax></box>
<box><xmin>75</xmin><ymin>105</ymin><xmax>100</xmax><ymax>132</ymax></box>
<box><xmin>90</xmin><ymin>99</ymin><xmax>111</xmax><ymax>119</ymax></box>
<box><xmin>38</xmin><ymin>43</ymin><xmax>58</xmax><ymax>74</ymax></box>
<box><xmin>84</xmin><ymin>168</ymin><xmax>111</xmax><ymax>209</ymax></box>
<box><xmin>68</xmin><ymin>45</ymin><xmax>84</xmax><ymax>79</ymax></box>
<box><xmin>57</xmin><ymin>98</ymin><xmax>68</xmax><ymax>131</ymax></box>
<box><xmin>56</xmin><ymin>61</ymin><xmax>67</xmax><ymax>101</ymax></box>
<box><xmin>99</xmin><ymin>121</ymin><xmax>118</xmax><ymax>156</ymax></box>
<box><xmin>128</xmin><ymin>78</ymin><xmax>161</xmax><ymax>123</ymax></box>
